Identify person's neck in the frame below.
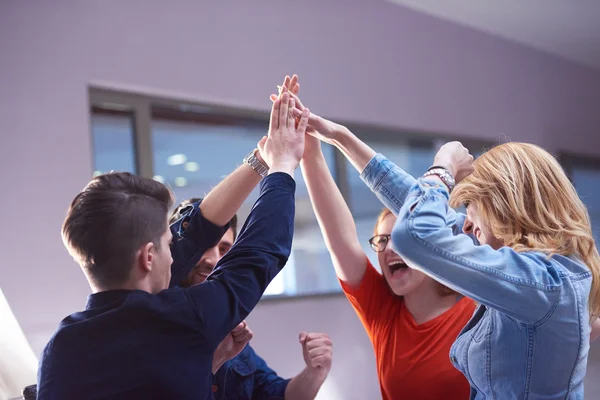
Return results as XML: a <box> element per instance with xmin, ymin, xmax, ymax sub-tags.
<box><xmin>91</xmin><ymin>280</ymin><xmax>153</xmax><ymax>294</ymax></box>
<box><xmin>403</xmin><ymin>283</ymin><xmax>458</xmax><ymax>325</ymax></box>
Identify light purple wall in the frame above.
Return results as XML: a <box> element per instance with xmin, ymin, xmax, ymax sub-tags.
<box><xmin>1</xmin><ymin>1</ymin><xmax>599</xmax><ymax>398</ymax></box>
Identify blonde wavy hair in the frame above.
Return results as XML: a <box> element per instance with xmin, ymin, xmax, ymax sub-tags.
<box><xmin>450</xmin><ymin>142</ymin><xmax>600</xmax><ymax>321</ymax></box>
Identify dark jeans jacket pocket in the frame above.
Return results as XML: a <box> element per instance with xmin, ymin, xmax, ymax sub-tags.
<box><xmin>222</xmin><ymin>356</ymin><xmax>257</xmax><ymax>399</ymax></box>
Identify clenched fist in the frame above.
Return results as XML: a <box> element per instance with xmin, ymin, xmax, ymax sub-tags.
<box><xmin>213</xmin><ymin>321</ymin><xmax>253</xmax><ymax>373</ymax></box>
<box><xmin>299</xmin><ymin>332</ymin><xmax>333</xmax><ymax>374</ymax></box>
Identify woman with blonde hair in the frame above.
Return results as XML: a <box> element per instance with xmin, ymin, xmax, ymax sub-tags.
<box><xmin>277</xmin><ymin>75</ymin><xmax>600</xmax><ymax>398</ymax></box>
<box><xmin>389</xmin><ymin>141</ymin><xmax>600</xmax><ymax>398</ymax></box>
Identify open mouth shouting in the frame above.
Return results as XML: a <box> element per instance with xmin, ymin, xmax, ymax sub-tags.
<box><xmin>387</xmin><ymin>260</ymin><xmax>409</xmax><ymax>279</ymax></box>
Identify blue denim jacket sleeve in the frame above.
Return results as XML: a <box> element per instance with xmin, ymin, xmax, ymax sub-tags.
<box><xmin>246</xmin><ymin>346</ymin><xmax>289</xmax><ymax>400</ymax></box>
<box><xmin>360</xmin><ymin>153</ymin><xmax>417</xmax><ymax>216</ymax></box>
<box><xmin>392</xmin><ymin>177</ymin><xmax>563</xmax><ymax>324</ymax></box>
<box><xmin>184</xmin><ymin>173</ymin><xmax>296</xmax><ymax>348</ymax></box>
<box><xmin>169</xmin><ymin>200</ymin><xmax>230</xmax><ymax>288</ymax></box>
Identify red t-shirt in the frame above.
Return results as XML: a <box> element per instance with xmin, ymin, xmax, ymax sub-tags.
<box><xmin>340</xmin><ymin>260</ymin><xmax>476</xmax><ymax>400</ymax></box>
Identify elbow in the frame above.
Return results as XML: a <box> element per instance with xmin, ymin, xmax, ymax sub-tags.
<box><xmin>391</xmin><ymin>193</ymin><xmax>446</xmax><ymax>265</ymax></box>
<box><xmin>391</xmin><ymin>209</ymin><xmax>439</xmax><ymax>265</ymax></box>
<box><xmin>391</xmin><ymin>214</ymin><xmax>418</xmax><ymax>259</ymax></box>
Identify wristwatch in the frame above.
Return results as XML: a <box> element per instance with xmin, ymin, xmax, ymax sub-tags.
<box><xmin>423</xmin><ymin>167</ymin><xmax>456</xmax><ymax>192</ymax></box>
<box><xmin>243</xmin><ymin>149</ymin><xmax>269</xmax><ymax>178</ymax></box>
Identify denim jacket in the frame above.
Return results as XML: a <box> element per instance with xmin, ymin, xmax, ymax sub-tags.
<box><xmin>361</xmin><ymin>154</ymin><xmax>592</xmax><ymax>399</ymax></box>
<box><xmin>212</xmin><ymin>345</ymin><xmax>289</xmax><ymax>400</ymax></box>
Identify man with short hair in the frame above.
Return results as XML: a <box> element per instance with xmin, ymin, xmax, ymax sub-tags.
<box><xmin>37</xmin><ymin>91</ymin><xmax>310</xmax><ymax>399</ymax></box>
<box><xmin>171</xmin><ymin>199</ymin><xmax>333</xmax><ymax>399</ymax></box>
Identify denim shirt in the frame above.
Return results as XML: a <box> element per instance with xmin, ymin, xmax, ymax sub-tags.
<box><xmin>212</xmin><ymin>345</ymin><xmax>289</xmax><ymax>400</ymax></box>
<box><xmin>361</xmin><ymin>154</ymin><xmax>592</xmax><ymax>399</ymax></box>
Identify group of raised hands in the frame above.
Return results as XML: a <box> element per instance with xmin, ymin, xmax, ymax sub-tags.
<box><xmin>257</xmin><ymin>75</ymin><xmax>349</xmax><ymax>178</ymax></box>
<box><xmin>262</xmin><ymin>74</ymin><xmax>475</xmax><ymax>187</ymax></box>
<box><xmin>212</xmin><ymin>73</ymin><xmax>477</xmax><ymax>378</ymax></box>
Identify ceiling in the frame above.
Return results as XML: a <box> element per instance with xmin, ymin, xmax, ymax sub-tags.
<box><xmin>387</xmin><ymin>0</ymin><xmax>600</xmax><ymax>70</ymax></box>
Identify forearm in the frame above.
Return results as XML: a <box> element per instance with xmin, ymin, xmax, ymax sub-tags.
<box><xmin>359</xmin><ymin>154</ymin><xmax>417</xmax><ymax>216</ymax></box>
<box><xmin>330</xmin><ymin>125</ymin><xmax>376</xmax><ymax>174</ymax></box>
<box><xmin>300</xmin><ymin>152</ymin><xmax>366</xmax><ymax>285</ymax></box>
<box><xmin>200</xmin><ymin>162</ymin><xmax>262</xmax><ymax>226</ymax></box>
<box><xmin>331</xmin><ymin>126</ymin><xmax>419</xmax><ymax>217</ymax></box>
<box><xmin>189</xmin><ymin>173</ymin><xmax>296</xmax><ymax>345</ymax></box>
<box><xmin>392</xmin><ymin>178</ymin><xmax>559</xmax><ymax>323</ymax></box>
<box><xmin>285</xmin><ymin>367</ymin><xmax>328</xmax><ymax>400</ymax></box>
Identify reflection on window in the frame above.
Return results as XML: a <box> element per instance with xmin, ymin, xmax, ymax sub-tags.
<box><xmin>151</xmin><ymin>119</ymin><xmax>338</xmax><ymax>296</ymax></box>
<box><xmin>572</xmin><ymin>167</ymin><xmax>600</xmax><ymax>244</ymax></box>
<box><xmin>91</xmin><ymin>113</ymin><xmax>136</xmax><ymax>175</ymax></box>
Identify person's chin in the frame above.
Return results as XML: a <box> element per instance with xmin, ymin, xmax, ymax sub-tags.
<box><xmin>390</xmin><ymin>285</ymin><xmax>411</xmax><ymax>297</ymax></box>
<box><xmin>385</xmin><ymin>278</ymin><xmax>413</xmax><ymax>297</ymax></box>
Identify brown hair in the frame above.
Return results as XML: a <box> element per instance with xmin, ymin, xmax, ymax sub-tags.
<box><xmin>62</xmin><ymin>172</ymin><xmax>174</xmax><ymax>288</ymax></box>
<box><xmin>170</xmin><ymin>197</ymin><xmax>239</xmax><ymax>240</ymax></box>
<box><xmin>451</xmin><ymin>142</ymin><xmax>600</xmax><ymax>320</ymax></box>
<box><xmin>375</xmin><ymin>208</ymin><xmax>456</xmax><ymax>297</ymax></box>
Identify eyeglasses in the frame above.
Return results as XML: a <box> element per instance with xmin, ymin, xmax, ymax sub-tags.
<box><xmin>369</xmin><ymin>234</ymin><xmax>391</xmax><ymax>253</ymax></box>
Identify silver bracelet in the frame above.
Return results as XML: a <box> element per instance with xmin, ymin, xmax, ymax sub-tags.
<box><xmin>243</xmin><ymin>149</ymin><xmax>269</xmax><ymax>178</ymax></box>
<box><xmin>423</xmin><ymin>167</ymin><xmax>456</xmax><ymax>192</ymax></box>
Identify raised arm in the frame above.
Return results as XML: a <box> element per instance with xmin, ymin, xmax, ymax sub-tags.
<box><xmin>392</xmin><ymin>177</ymin><xmax>562</xmax><ymax>324</ymax></box>
<box><xmin>300</xmin><ymin>136</ymin><xmax>367</xmax><ymax>286</ymax></box>
<box><xmin>278</xmin><ymin>88</ymin><xmax>418</xmax><ymax>216</ymax></box>
<box><xmin>198</xmin><ymin>149</ymin><xmax>266</xmax><ymax>226</ymax></box>
<box><xmin>392</xmin><ymin>143</ymin><xmax>563</xmax><ymax>324</ymax></box>
<box><xmin>318</xmin><ymin>121</ymin><xmax>420</xmax><ymax>217</ymax></box>
<box><xmin>168</xmin><ymin>143</ymin><xmax>272</xmax><ymax>286</ymax></box>
<box><xmin>185</xmin><ymin>91</ymin><xmax>309</xmax><ymax>348</ymax></box>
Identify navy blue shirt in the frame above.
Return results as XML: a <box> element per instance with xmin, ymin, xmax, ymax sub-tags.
<box><xmin>37</xmin><ymin>173</ymin><xmax>296</xmax><ymax>400</ymax></box>
<box><xmin>212</xmin><ymin>345</ymin><xmax>289</xmax><ymax>400</ymax></box>
<box><xmin>169</xmin><ymin>195</ymin><xmax>290</xmax><ymax>399</ymax></box>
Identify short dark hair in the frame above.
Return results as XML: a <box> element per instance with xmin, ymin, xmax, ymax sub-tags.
<box><xmin>62</xmin><ymin>172</ymin><xmax>174</xmax><ymax>287</ymax></box>
<box><xmin>170</xmin><ymin>197</ymin><xmax>238</xmax><ymax>240</ymax></box>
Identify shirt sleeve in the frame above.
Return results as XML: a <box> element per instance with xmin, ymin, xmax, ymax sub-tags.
<box><xmin>360</xmin><ymin>153</ymin><xmax>418</xmax><ymax>216</ymax></box>
<box><xmin>184</xmin><ymin>173</ymin><xmax>296</xmax><ymax>348</ymax></box>
<box><xmin>169</xmin><ymin>199</ymin><xmax>230</xmax><ymax>288</ymax></box>
<box><xmin>247</xmin><ymin>346</ymin><xmax>289</xmax><ymax>400</ymax></box>
<box><xmin>392</xmin><ymin>177</ymin><xmax>563</xmax><ymax>324</ymax></box>
<box><xmin>339</xmin><ymin>258</ymin><xmax>400</xmax><ymax>339</ymax></box>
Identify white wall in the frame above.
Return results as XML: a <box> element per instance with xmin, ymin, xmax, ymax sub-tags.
<box><xmin>1</xmin><ymin>1</ymin><xmax>599</xmax><ymax>398</ymax></box>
